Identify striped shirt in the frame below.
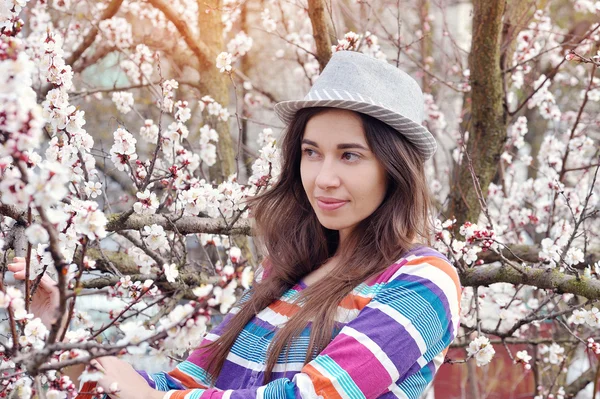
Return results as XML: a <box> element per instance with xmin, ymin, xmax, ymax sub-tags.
<box><xmin>133</xmin><ymin>246</ymin><xmax>462</xmax><ymax>399</ymax></box>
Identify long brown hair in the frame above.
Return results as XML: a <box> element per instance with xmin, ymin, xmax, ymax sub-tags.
<box><xmin>202</xmin><ymin>106</ymin><xmax>433</xmax><ymax>384</ymax></box>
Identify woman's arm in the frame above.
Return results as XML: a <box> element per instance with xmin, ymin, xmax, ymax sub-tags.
<box><xmin>152</xmin><ymin>255</ymin><xmax>461</xmax><ymax>399</ymax></box>
<box><xmin>73</xmin><ymin>285</ymin><xmax>256</xmax><ymax>398</ymax></box>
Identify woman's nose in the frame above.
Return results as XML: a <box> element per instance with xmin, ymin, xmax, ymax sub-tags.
<box><xmin>315</xmin><ymin>162</ymin><xmax>341</xmax><ymax>189</ymax></box>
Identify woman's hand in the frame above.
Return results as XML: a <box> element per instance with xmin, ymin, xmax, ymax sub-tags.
<box><xmin>7</xmin><ymin>256</ymin><xmax>61</xmax><ymax>330</ymax></box>
<box><xmin>92</xmin><ymin>356</ymin><xmax>164</xmax><ymax>399</ymax></box>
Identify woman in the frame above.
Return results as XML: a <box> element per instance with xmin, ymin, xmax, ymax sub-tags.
<box><xmin>9</xmin><ymin>51</ymin><xmax>461</xmax><ymax>399</ymax></box>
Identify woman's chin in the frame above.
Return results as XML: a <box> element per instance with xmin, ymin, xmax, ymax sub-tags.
<box><xmin>316</xmin><ymin>217</ymin><xmax>351</xmax><ymax>232</ymax></box>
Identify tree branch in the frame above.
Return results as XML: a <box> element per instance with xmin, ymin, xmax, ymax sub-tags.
<box><xmin>307</xmin><ymin>0</ymin><xmax>333</xmax><ymax>71</ymax></box>
<box><xmin>65</xmin><ymin>0</ymin><xmax>125</xmax><ymax>68</ymax></box>
<box><xmin>0</xmin><ymin>205</ymin><xmax>251</xmax><ymax>235</ymax></box>
<box><xmin>460</xmin><ymin>263</ymin><xmax>600</xmax><ymax>299</ymax></box>
<box><xmin>105</xmin><ymin>213</ymin><xmax>251</xmax><ymax>235</ymax></box>
<box><xmin>477</xmin><ymin>245</ymin><xmax>600</xmax><ymax>266</ymax></box>
<box><xmin>146</xmin><ymin>0</ymin><xmax>214</xmax><ymax>69</ymax></box>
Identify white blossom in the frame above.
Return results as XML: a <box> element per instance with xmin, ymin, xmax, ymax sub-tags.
<box><xmin>163</xmin><ymin>263</ymin><xmax>179</xmax><ymax>283</ymax></box>
<box><xmin>143</xmin><ymin>224</ymin><xmax>167</xmax><ymax>250</ymax></box>
<box><xmin>25</xmin><ymin>224</ymin><xmax>49</xmax><ymax>245</ymax></box>
<box><xmin>216</xmin><ymin>52</ymin><xmax>233</xmax><ymax>73</ymax></box>
<box><xmin>467</xmin><ymin>336</ymin><xmax>495</xmax><ymax>366</ymax></box>
<box><xmin>112</xmin><ymin>92</ymin><xmax>134</xmax><ymax>114</ymax></box>
<box><xmin>133</xmin><ymin>190</ymin><xmax>159</xmax><ymax>215</ymax></box>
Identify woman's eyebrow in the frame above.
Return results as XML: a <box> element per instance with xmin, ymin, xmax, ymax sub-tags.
<box><xmin>337</xmin><ymin>143</ymin><xmax>369</xmax><ymax>150</ymax></box>
<box><xmin>301</xmin><ymin>139</ymin><xmax>369</xmax><ymax>150</ymax></box>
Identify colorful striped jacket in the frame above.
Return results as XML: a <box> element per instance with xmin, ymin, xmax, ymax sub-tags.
<box><xmin>129</xmin><ymin>245</ymin><xmax>461</xmax><ymax>399</ymax></box>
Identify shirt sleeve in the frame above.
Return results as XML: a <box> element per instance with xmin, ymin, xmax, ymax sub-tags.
<box><xmin>159</xmin><ymin>255</ymin><xmax>461</xmax><ymax>399</ymax></box>
<box><xmin>137</xmin><ymin>285</ymin><xmax>256</xmax><ymax>391</ymax></box>
<box><xmin>73</xmin><ymin>285</ymin><xmax>257</xmax><ymax>398</ymax></box>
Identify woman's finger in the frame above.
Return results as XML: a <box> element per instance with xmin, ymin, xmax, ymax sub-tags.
<box><xmin>7</xmin><ymin>262</ymin><xmax>24</xmax><ymax>272</ymax></box>
<box><xmin>90</xmin><ymin>358</ymin><xmax>107</xmax><ymax>373</ymax></box>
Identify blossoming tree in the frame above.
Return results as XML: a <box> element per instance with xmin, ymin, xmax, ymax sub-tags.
<box><xmin>0</xmin><ymin>0</ymin><xmax>599</xmax><ymax>398</ymax></box>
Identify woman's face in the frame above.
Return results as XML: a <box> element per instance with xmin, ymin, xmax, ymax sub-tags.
<box><xmin>300</xmin><ymin>109</ymin><xmax>388</xmax><ymax>239</ymax></box>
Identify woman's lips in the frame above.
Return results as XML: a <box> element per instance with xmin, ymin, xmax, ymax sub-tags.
<box><xmin>316</xmin><ymin>198</ymin><xmax>348</xmax><ymax>211</ymax></box>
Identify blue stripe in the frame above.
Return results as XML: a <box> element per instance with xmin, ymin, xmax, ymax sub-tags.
<box><xmin>375</xmin><ymin>279</ymin><xmax>449</xmax><ymax>347</ymax></box>
<box><xmin>398</xmin><ymin>369</ymin><xmax>431</xmax><ymax>399</ymax></box>
<box><xmin>314</xmin><ymin>355</ymin><xmax>365</xmax><ymax>399</ymax></box>
<box><xmin>177</xmin><ymin>361</ymin><xmax>211</xmax><ymax>385</ymax></box>
<box><xmin>187</xmin><ymin>390</ymin><xmax>204</xmax><ymax>399</ymax></box>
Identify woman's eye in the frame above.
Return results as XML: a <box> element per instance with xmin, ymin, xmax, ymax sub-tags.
<box><xmin>302</xmin><ymin>148</ymin><xmax>317</xmax><ymax>157</ymax></box>
<box><xmin>342</xmin><ymin>152</ymin><xmax>360</xmax><ymax>162</ymax></box>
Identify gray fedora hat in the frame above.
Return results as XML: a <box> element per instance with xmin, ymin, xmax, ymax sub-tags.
<box><xmin>274</xmin><ymin>50</ymin><xmax>437</xmax><ymax>161</ymax></box>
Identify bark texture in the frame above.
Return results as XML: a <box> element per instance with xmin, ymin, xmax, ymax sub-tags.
<box><xmin>147</xmin><ymin>0</ymin><xmax>236</xmax><ymax>180</ymax></box>
<box><xmin>447</xmin><ymin>0</ymin><xmax>507</xmax><ymax>229</ymax></box>
<box><xmin>308</xmin><ymin>0</ymin><xmax>333</xmax><ymax>71</ymax></box>
<box><xmin>197</xmin><ymin>0</ymin><xmax>236</xmax><ymax>180</ymax></box>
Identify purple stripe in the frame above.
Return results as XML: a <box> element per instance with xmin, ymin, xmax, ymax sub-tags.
<box><xmin>347</xmin><ymin>306</ymin><xmax>422</xmax><ymax>373</ymax></box>
<box><xmin>427</xmin><ymin>361</ymin><xmax>436</xmax><ymax>376</ymax></box>
<box><xmin>211</xmin><ymin>312</ymin><xmax>236</xmax><ymax>335</ymax></box>
<box><xmin>216</xmin><ymin>360</ymin><xmax>302</xmax><ymax>389</ymax></box>
<box><xmin>215</xmin><ymin>361</ymin><xmax>254</xmax><ymax>389</ymax></box>
<box><xmin>136</xmin><ymin>370</ymin><xmax>157</xmax><ymax>389</ymax></box>
<box><xmin>230</xmin><ymin>387</ymin><xmax>260</xmax><ymax>399</ymax></box>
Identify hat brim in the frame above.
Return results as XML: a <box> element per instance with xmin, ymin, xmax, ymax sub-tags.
<box><xmin>273</xmin><ymin>99</ymin><xmax>437</xmax><ymax>161</ymax></box>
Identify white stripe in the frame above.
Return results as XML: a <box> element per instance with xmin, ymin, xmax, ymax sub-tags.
<box><xmin>368</xmin><ymin>108</ymin><xmax>397</xmax><ymax>117</ymax></box>
<box><xmin>322</xmin><ymin>89</ymin><xmax>334</xmax><ymax>100</ymax></box>
<box><xmin>332</xmin><ymin>89</ymin><xmax>343</xmax><ymax>99</ymax></box>
<box><xmin>313</xmin><ymin>90</ymin><xmax>322</xmax><ymax>100</ymax></box>
<box><xmin>432</xmin><ymin>351</ymin><xmax>445</xmax><ymax>372</ymax></box>
<box><xmin>356</xmin><ymin>93</ymin><xmax>366</xmax><ymax>102</ymax></box>
<box><xmin>367</xmin><ymin>300</ymin><xmax>428</xmax><ymax>358</ymax></box>
<box><xmin>343</xmin><ymin>90</ymin><xmax>355</xmax><ymax>101</ymax></box>
<box><xmin>392</xmin><ymin>261</ymin><xmax>460</xmax><ymax>323</ymax></box>
<box><xmin>335</xmin><ymin>307</ymin><xmax>360</xmax><ymax>323</ymax></box>
<box><xmin>292</xmin><ymin>372</ymin><xmax>322</xmax><ymax>399</ymax></box>
<box><xmin>319</xmin><ymin>99</ymin><xmax>336</xmax><ymax>107</ymax></box>
<box><xmin>310</xmin><ymin>360</ymin><xmax>350</xmax><ymax>399</ymax></box>
<box><xmin>332</xmin><ymin>99</ymin><xmax>358</xmax><ymax>108</ymax></box>
<box><xmin>226</xmin><ymin>351</ymin><xmax>305</xmax><ymax>372</ymax></box>
<box><xmin>342</xmin><ymin>326</ymin><xmax>399</xmax><ymax>381</ymax></box>
<box><xmin>256</xmin><ymin>385</ymin><xmax>267</xmax><ymax>399</ymax></box>
<box><xmin>205</xmin><ymin>332</ymin><xmax>220</xmax><ymax>341</ymax></box>
<box><xmin>367</xmin><ymin>96</ymin><xmax>376</xmax><ymax>105</ymax></box>
<box><xmin>349</xmin><ymin>103</ymin><xmax>378</xmax><ymax>112</ymax></box>
<box><xmin>255</xmin><ymin>306</ymin><xmax>290</xmax><ymax>325</ymax></box>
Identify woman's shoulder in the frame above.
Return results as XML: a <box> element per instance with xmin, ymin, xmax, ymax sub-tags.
<box><xmin>371</xmin><ymin>244</ymin><xmax>460</xmax><ymax>290</ymax></box>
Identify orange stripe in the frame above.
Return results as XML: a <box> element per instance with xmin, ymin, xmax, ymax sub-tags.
<box><xmin>168</xmin><ymin>368</ymin><xmax>208</xmax><ymax>389</ymax></box>
<box><xmin>302</xmin><ymin>363</ymin><xmax>344</xmax><ymax>399</ymax></box>
<box><xmin>339</xmin><ymin>294</ymin><xmax>371</xmax><ymax>311</ymax></box>
<box><xmin>405</xmin><ymin>256</ymin><xmax>462</xmax><ymax>303</ymax></box>
<box><xmin>269</xmin><ymin>299</ymin><xmax>301</xmax><ymax>317</ymax></box>
<box><xmin>168</xmin><ymin>390</ymin><xmax>195</xmax><ymax>399</ymax></box>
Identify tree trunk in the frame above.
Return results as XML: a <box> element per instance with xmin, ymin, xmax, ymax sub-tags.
<box><xmin>447</xmin><ymin>0</ymin><xmax>507</xmax><ymax>229</ymax></box>
<box><xmin>418</xmin><ymin>0</ymin><xmax>433</xmax><ymax>94</ymax></box>
<box><xmin>307</xmin><ymin>0</ymin><xmax>333</xmax><ymax>72</ymax></box>
<box><xmin>198</xmin><ymin>0</ymin><xmax>236</xmax><ymax>181</ymax></box>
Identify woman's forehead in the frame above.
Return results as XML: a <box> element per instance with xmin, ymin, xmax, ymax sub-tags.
<box><xmin>302</xmin><ymin>110</ymin><xmax>366</xmax><ymax>144</ymax></box>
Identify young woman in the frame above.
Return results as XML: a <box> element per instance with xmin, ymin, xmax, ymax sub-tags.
<box><xmin>9</xmin><ymin>51</ymin><xmax>461</xmax><ymax>399</ymax></box>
